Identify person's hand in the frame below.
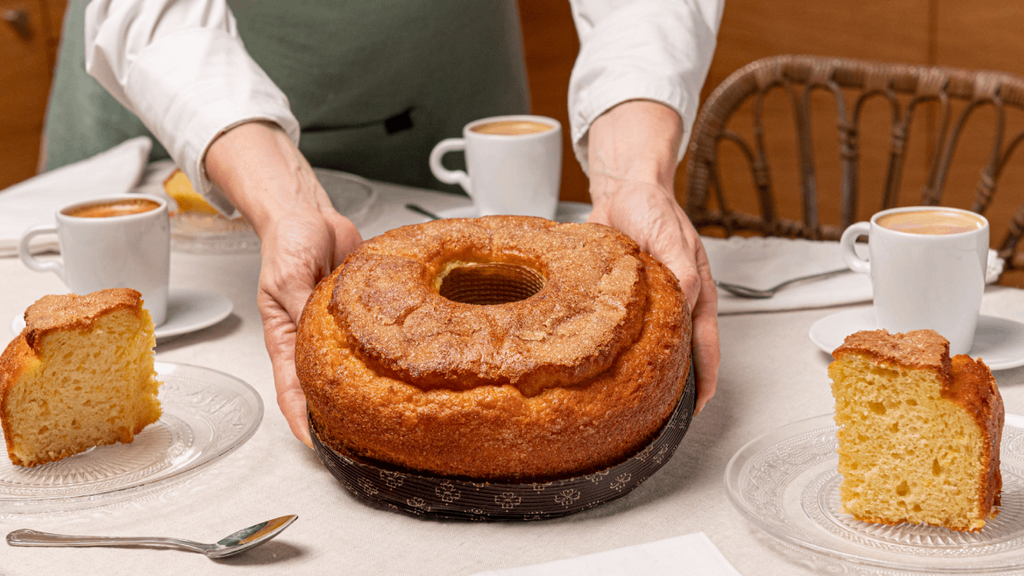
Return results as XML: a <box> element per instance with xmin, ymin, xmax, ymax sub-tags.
<box><xmin>255</xmin><ymin>203</ymin><xmax>360</xmax><ymax>446</ymax></box>
<box><xmin>587</xmin><ymin>101</ymin><xmax>720</xmax><ymax>414</ymax></box>
<box><xmin>206</xmin><ymin>122</ymin><xmax>361</xmax><ymax>446</ymax></box>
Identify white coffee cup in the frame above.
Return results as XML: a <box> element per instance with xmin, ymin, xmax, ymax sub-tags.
<box><xmin>429</xmin><ymin>115</ymin><xmax>562</xmax><ymax>219</ymax></box>
<box><xmin>19</xmin><ymin>194</ymin><xmax>171</xmax><ymax>326</ymax></box>
<box><xmin>839</xmin><ymin>206</ymin><xmax>989</xmax><ymax>355</ymax></box>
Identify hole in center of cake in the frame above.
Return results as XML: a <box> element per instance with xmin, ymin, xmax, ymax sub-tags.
<box><xmin>437</xmin><ymin>262</ymin><xmax>545</xmax><ymax>305</ymax></box>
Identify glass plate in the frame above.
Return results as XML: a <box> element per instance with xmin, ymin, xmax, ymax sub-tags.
<box><xmin>170</xmin><ymin>212</ymin><xmax>260</xmax><ymax>254</ymax></box>
<box><xmin>315</xmin><ymin>168</ymin><xmax>377</xmax><ymax>227</ymax></box>
<box><xmin>169</xmin><ymin>168</ymin><xmax>376</xmax><ymax>254</ymax></box>
<box><xmin>0</xmin><ymin>362</ymin><xmax>263</xmax><ymax>515</ymax></box>
<box><xmin>725</xmin><ymin>413</ymin><xmax>1024</xmax><ymax>574</ymax></box>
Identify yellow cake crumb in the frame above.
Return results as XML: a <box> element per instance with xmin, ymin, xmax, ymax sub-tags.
<box><xmin>0</xmin><ymin>289</ymin><xmax>162</xmax><ymax>467</ymax></box>
<box><xmin>829</xmin><ymin>329</ymin><xmax>1003</xmax><ymax>532</ymax></box>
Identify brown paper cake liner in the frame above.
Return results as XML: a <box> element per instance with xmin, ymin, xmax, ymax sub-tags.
<box><xmin>310</xmin><ymin>361</ymin><xmax>697</xmax><ymax>521</ymax></box>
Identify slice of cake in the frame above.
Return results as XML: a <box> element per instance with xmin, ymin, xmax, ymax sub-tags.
<box><xmin>164</xmin><ymin>168</ymin><xmax>219</xmax><ymax>215</ymax></box>
<box><xmin>829</xmin><ymin>329</ymin><xmax>1003</xmax><ymax>531</ymax></box>
<box><xmin>0</xmin><ymin>289</ymin><xmax>162</xmax><ymax>467</ymax></box>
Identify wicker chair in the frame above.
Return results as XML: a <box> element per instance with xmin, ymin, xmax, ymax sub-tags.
<box><xmin>684</xmin><ymin>54</ymin><xmax>1024</xmax><ymax>272</ymax></box>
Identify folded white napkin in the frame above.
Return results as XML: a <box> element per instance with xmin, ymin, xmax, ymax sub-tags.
<box><xmin>471</xmin><ymin>532</ymin><xmax>740</xmax><ymax>576</ymax></box>
<box><xmin>0</xmin><ymin>137</ymin><xmax>152</xmax><ymax>257</ymax></box>
<box><xmin>704</xmin><ymin>236</ymin><xmax>1004</xmax><ymax>315</ymax></box>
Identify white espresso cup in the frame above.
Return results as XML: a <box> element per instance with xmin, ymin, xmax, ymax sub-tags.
<box><xmin>18</xmin><ymin>194</ymin><xmax>171</xmax><ymax>326</ymax></box>
<box><xmin>429</xmin><ymin>115</ymin><xmax>562</xmax><ymax>219</ymax></box>
<box><xmin>839</xmin><ymin>206</ymin><xmax>989</xmax><ymax>355</ymax></box>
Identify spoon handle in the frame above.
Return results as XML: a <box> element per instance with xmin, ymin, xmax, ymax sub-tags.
<box><xmin>7</xmin><ymin>529</ymin><xmax>209</xmax><ymax>554</ymax></box>
<box><xmin>405</xmin><ymin>203</ymin><xmax>442</xmax><ymax>220</ymax></box>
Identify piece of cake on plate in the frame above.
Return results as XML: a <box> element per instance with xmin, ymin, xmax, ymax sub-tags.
<box><xmin>828</xmin><ymin>329</ymin><xmax>1003</xmax><ymax>531</ymax></box>
<box><xmin>0</xmin><ymin>289</ymin><xmax>162</xmax><ymax>467</ymax></box>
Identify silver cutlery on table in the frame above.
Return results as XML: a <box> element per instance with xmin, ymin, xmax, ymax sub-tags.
<box><xmin>715</xmin><ymin>268</ymin><xmax>850</xmax><ymax>299</ymax></box>
<box><xmin>7</xmin><ymin>514</ymin><xmax>297</xmax><ymax>559</ymax></box>
<box><xmin>405</xmin><ymin>203</ymin><xmax>442</xmax><ymax>220</ymax></box>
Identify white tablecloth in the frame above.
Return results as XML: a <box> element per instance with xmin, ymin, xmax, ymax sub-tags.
<box><xmin>2</xmin><ymin>180</ymin><xmax>1024</xmax><ymax>575</ymax></box>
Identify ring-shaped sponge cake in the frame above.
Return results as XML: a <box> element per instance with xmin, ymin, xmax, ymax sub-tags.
<box><xmin>296</xmin><ymin>216</ymin><xmax>691</xmax><ymax>481</ymax></box>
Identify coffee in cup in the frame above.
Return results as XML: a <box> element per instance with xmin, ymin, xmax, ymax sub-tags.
<box><xmin>429</xmin><ymin>115</ymin><xmax>562</xmax><ymax>219</ymax></box>
<box><xmin>839</xmin><ymin>206</ymin><xmax>989</xmax><ymax>354</ymax></box>
<box><xmin>875</xmin><ymin>209</ymin><xmax>986</xmax><ymax>236</ymax></box>
<box><xmin>19</xmin><ymin>194</ymin><xmax>171</xmax><ymax>326</ymax></box>
<box><xmin>64</xmin><ymin>198</ymin><xmax>161</xmax><ymax>219</ymax></box>
<box><xmin>470</xmin><ymin>120</ymin><xmax>554</xmax><ymax>136</ymax></box>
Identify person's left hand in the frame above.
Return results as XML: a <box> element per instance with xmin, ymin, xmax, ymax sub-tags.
<box><xmin>586</xmin><ymin>100</ymin><xmax>720</xmax><ymax>415</ymax></box>
<box><xmin>587</xmin><ymin>176</ymin><xmax>720</xmax><ymax>415</ymax></box>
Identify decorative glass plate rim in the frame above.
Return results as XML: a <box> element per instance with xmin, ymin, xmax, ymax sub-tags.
<box><xmin>725</xmin><ymin>413</ymin><xmax>1024</xmax><ymax>574</ymax></box>
<box><xmin>0</xmin><ymin>362</ymin><xmax>263</xmax><ymax>514</ymax></box>
<box><xmin>312</xmin><ymin>167</ymin><xmax>377</xmax><ymax>229</ymax></box>
<box><xmin>170</xmin><ymin>212</ymin><xmax>260</xmax><ymax>254</ymax></box>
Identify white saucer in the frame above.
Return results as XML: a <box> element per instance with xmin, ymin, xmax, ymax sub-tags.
<box><xmin>437</xmin><ymin>201</ymin><xmax>593</xmax><ymax>223</ymax></box>
<box><xmin>809</xmin><ymin>308</ymin><xmax>1024</xmax><ymax>370</ymax></box>
<box><xmin>10</xmin><ymin>288</ymin><xmax>233</xmax><ymax>342</ymax></box>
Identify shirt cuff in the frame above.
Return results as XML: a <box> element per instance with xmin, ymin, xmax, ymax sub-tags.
<box><xmin>122</xmin><ymin>28</ymin><xmax>300</xmax><ymax>216</ymax></box>
<box><xmin>568</xmin><ymin>0</ymin><xmax>718</xmax><ymax>175</ymax></box>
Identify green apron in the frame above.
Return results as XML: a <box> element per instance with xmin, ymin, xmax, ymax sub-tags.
<box><xmin>44</xmin><ymin>0</ymin><xmax>530</xmax><ymax>192</ymax></box>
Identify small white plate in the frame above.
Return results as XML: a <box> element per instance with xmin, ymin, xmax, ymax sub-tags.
<box><xmin>10</xmin><ymin>288</ymin><xmax>233</xmax><ymax>342</ymax></box>
<box><xmin>809</xmin><ymin>308</ymin><xmax>1024</xmax><ymax>370</ymax></box>
<box><xmin>436</xmin><ymin>201</ymin><xmax>593</xmax><ymax>224</ymax></box>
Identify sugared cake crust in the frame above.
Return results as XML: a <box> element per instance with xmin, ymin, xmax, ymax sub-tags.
<box><xmin>297</xmin><ymin>216</ymin><xmax>691</xmax><ymax>481</ymax></box>
<box><xmin>333</xmin><ymin>216</ymin><xmax>646</xmax><ymax>396</ymax></box>
<box><xmin>833</xmin><ymin>329</ymin><xmax>950</xmax><ymax>375</ymax></box>
<box><xmin>21</xmin><ymin>290</ymin><xmax>141</xmax><ymax>349</ymax></box>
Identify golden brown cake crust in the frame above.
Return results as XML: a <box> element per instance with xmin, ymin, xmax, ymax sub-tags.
<box><xmin>950</xmin><ymin>354</ymin><xmax>1004</xmax><ymax>516</ymax></box>
<box><xmin>833</xmin><ymin>329</ymin><xmax>952</xmax><ymax>383</ymax></box>
<box><xmin>297</xmin><ymin>216</ymin><xmax>691</xmax><ymax>481</ymax></box>
<box><xmin>332</xmin><ymin>216</ymin><xmax>646</xmax><ymax>396</ymax></box>
<box><xmin>22</xmin><ymin>289</ymin><xmax>143</xmax><ymax>351</ymax></box>
<box><xmin>0</xmin><ymin>335</ymin><xmax>33</xmax><ymax>461</ymax></box>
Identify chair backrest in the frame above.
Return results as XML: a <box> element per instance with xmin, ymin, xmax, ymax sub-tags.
<box><xmin>684</xmin><ymin>54</ymin><xmax>1024</xmax><ymax>270</ymax></box>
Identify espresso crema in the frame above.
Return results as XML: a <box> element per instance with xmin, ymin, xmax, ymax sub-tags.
<box><xmin>471</xmin><ymin>120</ymin><xmax>553</xmax><ymax>136</ymax></box>
<box><xmin>876</xmin><ymin>209</ymin><xmax>985</xmax><ymax>235</ymax></box>
<box><xmin>65</xmin><ymin>199</ymin><xmax>161</xmax><ymax>219</ymax></box>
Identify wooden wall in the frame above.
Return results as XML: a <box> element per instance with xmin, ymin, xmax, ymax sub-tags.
<box><xmin>520</xmin><ymin>0</ymin><xmax>1024</xmax><ymax>284</ymax></box>
<box><xmin>518</xmin><ymin>0</ymin><xmax>589</xmax><ymax>204</ymax></box>
<box><xmin>0</xmin><ymin>0</ymin><xmax>64</xmax><ymax>190</ymax></box>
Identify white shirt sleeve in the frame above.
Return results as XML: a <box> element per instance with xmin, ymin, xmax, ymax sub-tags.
<box><xmin>84</xmin><ymin>0</ymin><xmax>299</xmax><ymax>215</ymax></box>
<box><xmin>568</xmin><ymin>0</ymin><xmax>724</xmax><ymax>174</ymax></box>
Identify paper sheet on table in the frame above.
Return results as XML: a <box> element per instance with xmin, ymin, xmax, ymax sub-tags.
<box><xmin>704</xmin><ymin>236</ymin><xmax>1004</xmax><ymax>315</ymax></box>
<box><xmin>0</xmin><ymin>137</ymin><xmax>152</xmax><ymax>258</ymax></box>
<box><xmin>472</xmin><ymin>532</ymin><xmax>741</xmax><ymax>576</ymax></box>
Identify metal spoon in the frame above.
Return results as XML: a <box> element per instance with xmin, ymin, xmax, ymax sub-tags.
<box><xmin>714</xmin><ymin>267</ymin><xmax>850</xmax><ymax>299</ymax></box>
<box><xmin>7</xmin><ymin>514</ymin><xmax>297</xmax><ymax>559</ymax></box>
<box><xmin>405</xmin><ymin>203</ymin><xmax>442</xmax><ymax>220</ymax></box>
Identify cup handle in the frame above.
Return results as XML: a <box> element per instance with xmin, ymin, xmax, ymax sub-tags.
<box><xmin>839</xmin><ymin>221</ymin><xmax>871</xmax><ymax>275</ymax></box>
<box><xmin>19</xmin><ymin>224</ymin><xmax>65</xmax><ymax>281</ymax></box>
<box><xmin>429</xmin><ymin>138</ymin><xmax>472</xmax><ymax>195</ymax></box>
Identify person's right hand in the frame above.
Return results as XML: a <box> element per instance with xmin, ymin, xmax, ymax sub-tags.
<box><xmin>255</xmin><ymin>201</ymin><xmax>360</xmax><ymax>446</ymax></box>
<box><xmin>206</xmin><ymin>122</ymin><xmax>361</xmax><ymax>446</ymax></box>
